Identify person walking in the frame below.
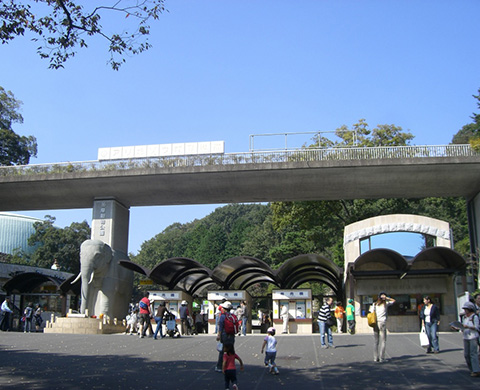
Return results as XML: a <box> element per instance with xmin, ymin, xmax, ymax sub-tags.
<box><xmin>138</xmin><ymin>292</ymin><xmax>152</xmax><ymax>338</ymax></box>
<box><xmin>222</xmin><ymin>343</ymin><xmax>244</xmax><ymax>390</ymax></box>
<box><xmin>235</xmin><ymin>305</ymin><xmax>244</xmax><ymax>336</ymax></box>
<box><xmin>179</xmin><ymin>300</ymin><xmax>192</xmax><ymax>336</ymax></box>
<box><xmin>153</xmin><ymin>302</ymin><xmax>170</xmax><ymax>339</ymax></box>
<box><xmin>335</xmin><ymin>301</ymin><xmax>345</xmax><ymax>333</ymax></box>
<box><xmin>23</xmin><ymin>302</ymin><xmax>34</xmax><ymax>333</ymax></box>
<box><xmin>451</xmin><ymin>301</ymin><xmax>480</xmax><ymax>377</ymax></box>
<box><xmin>216</xmin><ymin>301</ymin><xmax>238</xmax><ymax>372</ymax></box>
<box><xmin>318</xmin><ymin>297</ymin><xmax>335</xmax><ymax>349</ymax></box>
<box><xmin>34</xmin><ymin>304</ymin><xmax>43</xmax><ymax>332</ymax></box>
<box><xmin>345</xmin><ymin>299</ymin><xmax>355</xmax><ymax>334</ymax></box>
<box><xmin>0</xmin><ymin>297</ymin><xmax>13</xmax><ymax>331</ymax></box>
<box><xmin>281</xmin><ymin>304</ymin><xmax>289</xmax><ymax>334</ymax></box>
<box><xmin>370</xmin><ymin>292</ymin><xmax>395</xmax><ymax>363</ymax></box>
<box><xmin>420</xmin><ymin>296</ymin><xmax>440</xmax><ymax>353</ymax></box>
<box><xmin>261</xmin><ymin>327</ymin><xmax>279</xmax><ymax>375</ymax></box>
<box><xmin>240</xmin><ymin>301</ymin><xmax>248</xmax><ymax>336</ymax></box>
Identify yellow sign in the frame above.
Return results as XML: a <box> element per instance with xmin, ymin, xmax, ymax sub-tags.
<box><xmin>139</xmin><ymin>280</ymin><xmax>153</xmax><ymax>285</ymax></box>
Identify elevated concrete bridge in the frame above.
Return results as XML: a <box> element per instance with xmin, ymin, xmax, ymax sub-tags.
<box><xmin>2</xmin><ymin>144</ymin><xmax>480</xmax><ymax>263</ymax></box>
<box><xmin>1</xmin><ymin>144</ymin><xmax>480</xmax><ymax>210</ymax></box>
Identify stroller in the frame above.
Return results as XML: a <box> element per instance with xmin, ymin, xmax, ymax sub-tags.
<box><xmin>164</xmin><ymin>313</ymin><xmax>181</xmax><ymax>338</ymax></box>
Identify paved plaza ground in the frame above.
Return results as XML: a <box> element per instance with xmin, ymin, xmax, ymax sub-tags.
<box><xmin>0</xmin><ymin>331</ymin><xmax>479</xmax><ymax>389</ymax></box>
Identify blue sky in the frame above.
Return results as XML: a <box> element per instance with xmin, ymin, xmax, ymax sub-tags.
<box><xmin>2</xmin><ymin>0</ymin><xmax>479</xmax><ymax>255</ymax></box>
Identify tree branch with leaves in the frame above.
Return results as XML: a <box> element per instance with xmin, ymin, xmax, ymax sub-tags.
<box><xmin>0</xmin><ymin>0</ymin><xmax>166</xmax><ymax>70</ymax></box>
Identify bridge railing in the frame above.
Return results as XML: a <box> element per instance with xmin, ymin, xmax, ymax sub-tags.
<box><xmin>0</xmin><ymin>144</ymin><xmax>477</xmax><ymax>176</ymax></box>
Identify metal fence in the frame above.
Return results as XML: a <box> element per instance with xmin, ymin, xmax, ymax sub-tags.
<box><xmin>0</xmin><ymin>144</ymin><xmax>477</xmax><ymax>177</ymax></box>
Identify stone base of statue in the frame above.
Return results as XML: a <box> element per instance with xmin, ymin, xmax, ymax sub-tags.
<box><xmin>44</xmin><ymin>313</ymin><xmax>125</xmax><ymax>335</ymax></box>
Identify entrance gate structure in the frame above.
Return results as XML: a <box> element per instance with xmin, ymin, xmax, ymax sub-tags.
<box><xmin>1</xmin><ymin>144</ymin><xmax>480</xmax><ymax>324</ymax></box>
<box><xmin>344</xmin><ymin>214</ymin><xmax>467</xmax><ymax>333</ymax></box>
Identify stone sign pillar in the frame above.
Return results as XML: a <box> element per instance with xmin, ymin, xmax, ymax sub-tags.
<box><xmin>92</xmin><ymin>198</ymin><xmax>130</xmax><ymax>255</ymax></box>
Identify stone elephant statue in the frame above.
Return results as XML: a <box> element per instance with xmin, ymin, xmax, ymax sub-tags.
<box><xmin>72</xmin><ymin>239</ymin><xmax>133</xmax><ymax>320</ymax></box>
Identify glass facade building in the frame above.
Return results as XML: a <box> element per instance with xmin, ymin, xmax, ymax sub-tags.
<box><xmin>0</xmin><ymin>213</ymin><xmax>43</xmax><ymax>255</ymax></box>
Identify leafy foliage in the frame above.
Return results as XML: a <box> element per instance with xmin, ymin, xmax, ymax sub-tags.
<box><xmin>452</xmin><ymin>88</ymin><xmax>480</xmax><ymax>146</ymax></box>
<box><xmin>133</xmin><ymin>204</ymin><xmax>277</xmax><ymax>269</ymax></box>
<box><xmin>26</xmin><ymin>215</ymin><xmax>91</xmax><ymax>273</ymax></box>
<box><xmin>310</xmin><ymin>119</ymin><xmax>414</xmax><ymax>148</ymax></box>
<box><xmin>0</xmin><ymin>86</ymin><xmax>37</xmax><ymax>166</ymax></box>
<box><xmin>0</xmin><ymin>1</ymin><xmax>165</xmax><ymax>70</ymax></box>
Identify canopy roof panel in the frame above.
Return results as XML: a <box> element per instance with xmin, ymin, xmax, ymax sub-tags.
<box><xmin>212</xmin><ymin>256</ymin><xmax>278</xmax><ymax>289</ymax></box>
<box><xmin>353</xmin><ymin>249</ymin><xmax>408</xmax><ymax>272</ymax></box>
<box><xmin>3</xmin><ymin>272</ymin><xmax>64</xmax><ymax>294</ymax></box>
<box><xmin>410</xmin><ymin>247</ymin><xmax>466</xmax><ymax>270</ymax></box>
<box><xmin>122</xmin><ymin>254</ymin><xmax>344</xmax><ymax>296</ymax></box>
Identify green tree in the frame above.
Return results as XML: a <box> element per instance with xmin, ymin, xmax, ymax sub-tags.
<box><xmin>0</xmin><ymin>86</ymin><xmax>37</xmax><ymax>166</ymax></box>
<box><xmin>310</xmin><ymin>119</ymin><xmax>414</xmax><ymax>148</ymax></box>
<box><xmin>133</xmin><ymin>204</ymin><xmax>276</xmax><ymax>270</ymax></box>
<box><xmin>27</xmin><ymin>215</ymin><xmax>91</xmax><ymax>273</ymax></box>
<box><xmin>272</xmin><ymin>120</ymin><xmax>469</xmax><ymax>266</ymax></box>
<box><xmin>0</xmin><ymin>0</ymin><xmax>165</xmax><ymax>70</ymax></box>
<box><xmin>452</xmin><ymin>88</ymin><xmax>480</xmax><ymax>146</ymax></box>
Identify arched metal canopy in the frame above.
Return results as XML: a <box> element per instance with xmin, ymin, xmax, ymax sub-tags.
<box><xmin>3</xmin><ymin>272</ymin><xmax>65</xmax><ymax>294</ymax></box>
<box><xmin>149</xmin><ymin>258</ymin><xmax>215</xmax><ymax>296</ymax></box>
<box><xmin>410</xmin><ymin>247</ymin><xmax>466</xmax><ymax>271</ymax></box>
<box><xmin>354</xmin><ymin>249</ymin><xmax>408</xmax><ymax>272</ymax></box>
<box><xmin>212</xmin><ymin>256</ymin><xmax>278</xmax><ymax>290</ymax></box>
<box><xmin>59</xmin><ymin>274</ymin><xmax>81</xmax><ymax>295</ymax></box>
<box><xmin>122</xmin><ymin>254</ymin><xmax>344</xmax><ymax>296</ymax></box>
<box><xmin>351</xmin><ymin>247</ymin><xmax>466</xmax><ymax>277</ymax></box>
<box><xmin>276</xmin><ymin>254</ymin><xmax>343</xmax><ymax>293</ymax></box>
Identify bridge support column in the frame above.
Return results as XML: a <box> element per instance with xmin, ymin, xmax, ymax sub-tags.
<box><xmin>467</xmin><ymin>194</ymin><xmax>480</xmax><ymax>290</ymax></box>
<box><xmin>91</xmin><ymin>199</ymin><xmax>130</xmax><ymax>255</ymax></box>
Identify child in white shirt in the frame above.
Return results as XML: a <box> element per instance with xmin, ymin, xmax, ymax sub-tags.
<box><xmin>261</xmin><ymin>327</ymin><xmax>279</xmax><ymax>375</ymax></box>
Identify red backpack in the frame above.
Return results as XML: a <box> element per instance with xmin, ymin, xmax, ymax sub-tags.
<box><xmin>224</xmin><ymin>312</ymin><xmax>239</xmax><ymax>335</ymax></box>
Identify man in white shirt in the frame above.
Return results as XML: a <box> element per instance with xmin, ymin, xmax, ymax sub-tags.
<box><xmin>0</xmin><ymin>297</ymin><xmax>13</xmax><ymax>331</ymax></box>
<box><xmin>281</xmin><ymin>304</ymin><xmax>289</xmax><ymax>334</ymax></box>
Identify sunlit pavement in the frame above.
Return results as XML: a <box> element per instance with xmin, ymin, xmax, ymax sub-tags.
<box><xmin>0</xmin><ymin>332</ymin><xmax>478</xmax><ymax>389</ymax></box>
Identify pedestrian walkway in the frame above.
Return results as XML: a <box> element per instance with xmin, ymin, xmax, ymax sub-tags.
<box><xmin>0</xmin><ymin>332</ymin><xmax>478</xmax><ymax>389</ymax></box>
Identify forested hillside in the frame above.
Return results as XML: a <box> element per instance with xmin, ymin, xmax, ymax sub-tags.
<box><xmin>132</xmin><ymin>197</ymin><xmax>469</xmax><ymax>271</ymax></box>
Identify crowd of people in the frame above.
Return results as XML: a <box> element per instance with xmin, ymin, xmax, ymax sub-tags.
<box><xmin>316</xmin><ymin>292</ymin><xmax>480</xmax><ymax>379</ymax></box>
<box><xmin>124</xmin><ymin>292</ymin><xmax>210</xmax><ymax>339</ymax></box>
<box><xmin>0</xmin><ymin>297</ymin><xmax>44</xmax><ymax>333</ymax></box>
<box><xmin>2</xmin><ymin>290</ymin><xmax>479</xmax><ymax>386</ymax></box>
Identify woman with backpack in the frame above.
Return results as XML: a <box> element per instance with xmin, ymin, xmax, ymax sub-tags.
<box><xmin>215</xmin><ymin>301</ymin><xmax>239</xmax><ymax>373</ymax></box>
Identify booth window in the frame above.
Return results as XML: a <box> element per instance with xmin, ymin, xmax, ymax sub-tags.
<box><xmin>360</xmin><ymin>294</ymin><xmax>442</xmax><ymax>317</ymax></box>
<box><xmin>359</xmin><ymin>232</ymin><xmax>435</xmax><ymax>257</ymax></box>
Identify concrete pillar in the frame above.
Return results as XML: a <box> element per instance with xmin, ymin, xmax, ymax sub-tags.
<box><xmin>91</xmin><ymin>199</ymin><xmax>130</xmax><ymax>254</ymax></box>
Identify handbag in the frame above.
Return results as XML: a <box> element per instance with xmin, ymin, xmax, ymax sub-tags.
<box><xmin>326</xmin><ymin>316</ymin><xmax>335</xmax><ymax>327</ymax></box>
<box><xmin>367</xmin><ymin>304</ymin><xmax>377</xmax><ymax>327</ymax></box>
<box><xmin>419</xmin><ymin>326</ymin><xmax>430</xmax><ymax>347</ymax></box>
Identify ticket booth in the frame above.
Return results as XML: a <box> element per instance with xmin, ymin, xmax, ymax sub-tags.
<box><xmin>207</xmin><ymin>290</ymin><xmax>252</xmax><ymax>334</ymax></box>
<box><xmin>272</xmin><ymin>289</ymin><xmax>313</xmax><ymax>334</ymax></box>
<box><xmin>148</xmin><ymin>290</ymin><xmax>193</xmax><ymax>325</ymax></box>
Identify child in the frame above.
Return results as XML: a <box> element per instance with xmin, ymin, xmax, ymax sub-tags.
<box><xmin>125</xmin><ymin>308</ymin><xmax>138</xmax><ymax>335</ymax></box>
<box><xmin>222</xmin><ymin>343</ymin><xmax>244</xmax><ymax>390</ymax></box>
<box><xmin>334</xmin><ymin>301</ymin><xmax>345</xmax><ymax>333</ymax></box>
<box><xmin>345</xmin><ymin>299</ymin><xmax>355</xmax><ymax>334</ymax></box>
<box><xmin>261</xmin><ymin>327</ymin><xmax>279</xmax><ymax>375</ymax></box>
